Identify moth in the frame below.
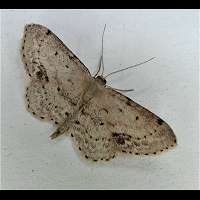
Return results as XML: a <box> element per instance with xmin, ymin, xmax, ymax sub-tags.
<box><xmin>21</xmin><ymin>24</ymin><xmax>177</xmax><ymax>162</ymax></box>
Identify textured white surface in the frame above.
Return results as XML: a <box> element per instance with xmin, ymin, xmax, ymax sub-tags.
<box><xmin>1</xmin><ymin>9</ymin><xmax>199</xmax><ymax>189</ymax></box>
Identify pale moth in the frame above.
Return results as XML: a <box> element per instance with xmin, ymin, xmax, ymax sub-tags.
<box><xmin>21</xmin><ymin>24</ymin><xmax>177</xmax><ymax>162</ymax></box>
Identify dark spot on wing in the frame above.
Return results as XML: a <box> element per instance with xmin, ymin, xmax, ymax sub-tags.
<box><xmin>136</xmin><ymin>116</ymin><xmax>139</xmax><ymax>120</ymax></box>
<box><xmin>55</xmin><ymin>51</ymin><xmax>58</xmax><ymax>56</ymax></box>
<box><xmin>118</xmin><ymin>108</ymin><xmax>123</xmax><ymax>112</ymax></box>
<box><xmin>57</xmin><ymin>87</ymin><xmax>60</xmax><ymax>92</ymax></box>
<box><xmin>75</xmin><ymin>120</ymin><xmax>80</xmax><ymax>124</ymax></box>
<box><xmin>36</xmin><ymin>71</ymin><xmax>43</xmax><ymax>80</ymax></box>
<box><xmin>46</xmin><ymin>30</ymin><xmax>51</xmax><ymax>35</ymax></box>
<box><xmin>45</xmin><ymin>76</ymin><xmax>49</xmax><ymax>82</ymax></box>
<box><xmin>100</xmin><ymin>122</ymin><xmax>104</xmax><ymax>126</ymax></box>
<box><xmin>112</xmin><ymin>133</ymin><xmax>125</xmax><ymax>145</ymax></box>
<box><xmin>174</xmin><ymin>139</ymin><xmax>177</xmax><ymax>143</ymax></box>
<box><xmin>126</xmin><ymin>97</ymin><xmax>132</xmax><ymax>101</ymax></box>
<box><xmin>65</xmin><ymin>111</ymin><xmax>69</xmax><ymax>116</ymax></box>
<box><xmin>157</xmin><ymin>118</ymin><xmax>164</xmax><ymax>125</ymax></box>
<box><xmin>126</xmin><ymin>101</ymin><xmax>132</xmax><ymax>106</ymax></box>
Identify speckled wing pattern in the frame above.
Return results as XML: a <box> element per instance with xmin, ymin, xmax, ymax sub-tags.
<box><xmin>21</xmin><ymin>24</ymin><xmax>177</xmax><ymax>162</ymax></box>
<box><xmin>21</xmin><ymin>24</ymin><xmax>92</xmax><ymax>126</ymax></box>
<box><xmin>72</xmin><ymin>88</ymin><xmax>177</xmax><ymax>161</ymax></box>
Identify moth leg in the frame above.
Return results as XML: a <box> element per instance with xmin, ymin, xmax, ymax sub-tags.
<box><xmin>50</xmin><ymin>120</ymin><xmax>70</xmax><ymax>139</ymax></box>
<box><xmin>106</xmin><ymin>86</ymin><xmax>134</xmax><ymax>92</ymax></box>
<box><xmin>50</xmin><ymin>128</ymin><xmax>64</xmax><ymax>139</ymax></box>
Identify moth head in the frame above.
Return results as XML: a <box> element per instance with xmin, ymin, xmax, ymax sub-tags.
<box><xmin>95</xmin><ymin>76</ymin><xmax>107</xmax><ymax>86</ymax></box>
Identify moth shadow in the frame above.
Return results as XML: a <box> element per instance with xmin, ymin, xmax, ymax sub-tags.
<box><xmin>110</xmin><ymin>155</ymin><xmax>162</xmax><ymax>172</ymax></box>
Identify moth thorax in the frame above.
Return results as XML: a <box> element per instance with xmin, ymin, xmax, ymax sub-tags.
<box><xmin>95</xmin><ymin>76</ymin><xmax>107</xmax><ymax>86</ymax></box>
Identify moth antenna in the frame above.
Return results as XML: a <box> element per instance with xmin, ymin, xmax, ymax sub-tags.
<box><xmin>93</xmin><ymin>55</ymin><xmax>102</xmax><ymax>77</ymax></box>
<box><xmin>94</xmin><ymin>24</ymin><xmax>106</xmax><ymax>77</ymax></box>
<box><xmin>104</xmin><ymin>57</ymin><xmax>156</xmax><ymax>78</ymax></box>
<box><xmin>100</xmin><ymin>24</ymin><xmax>106</xmax><ymax>76</ymax></box>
